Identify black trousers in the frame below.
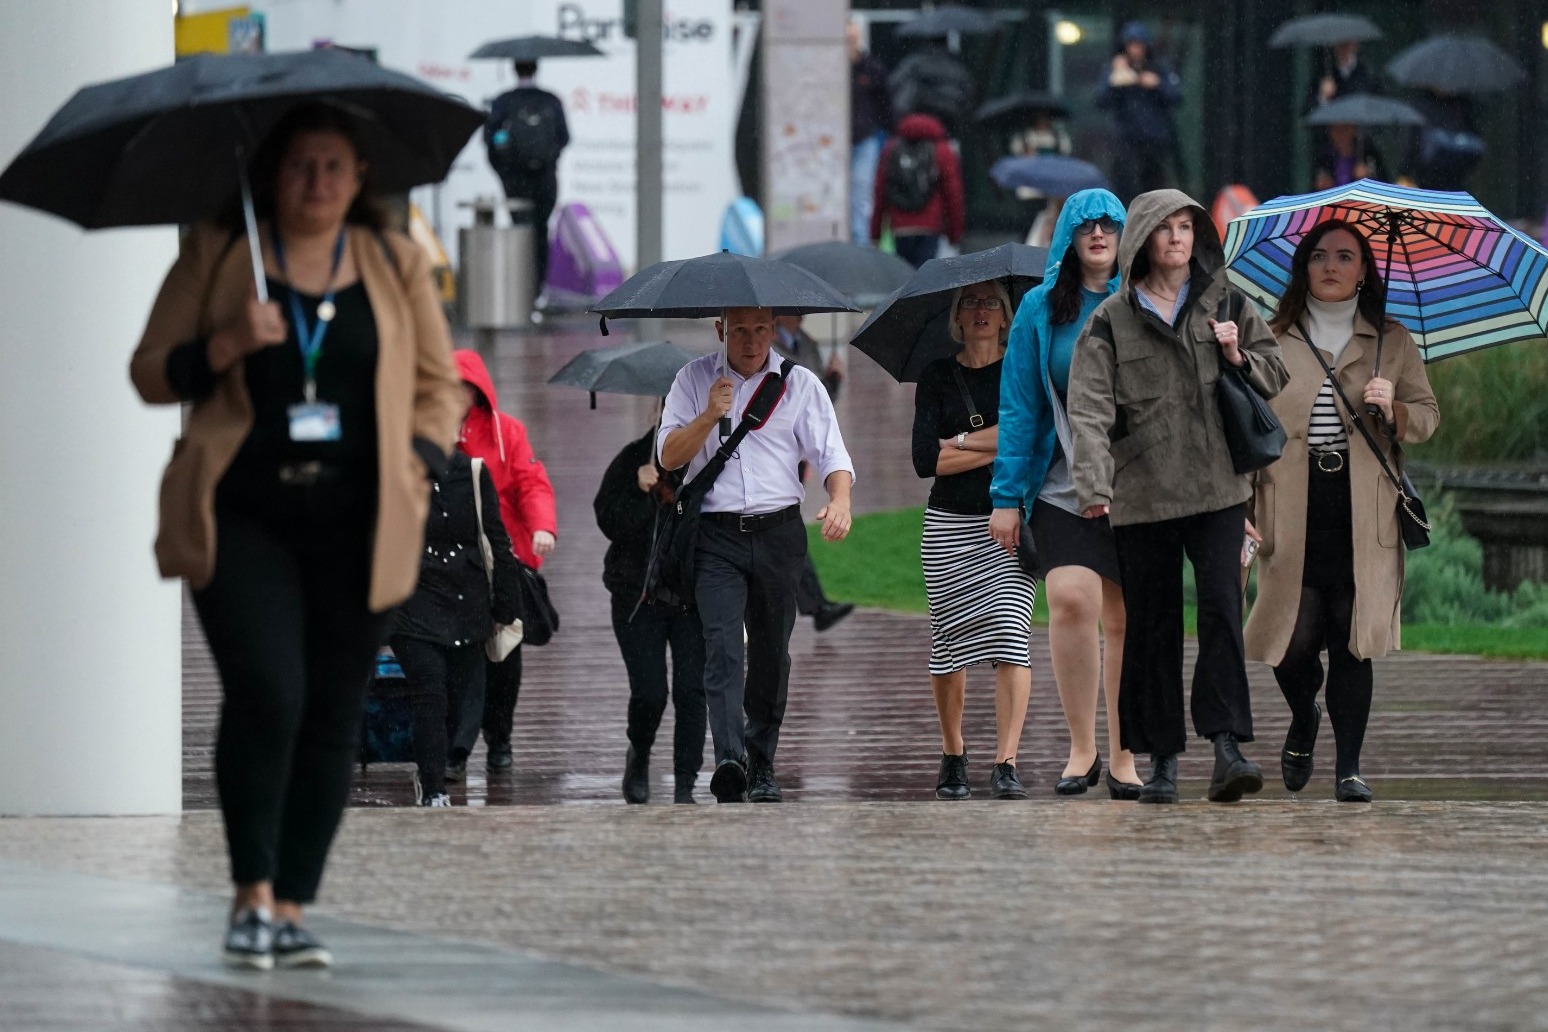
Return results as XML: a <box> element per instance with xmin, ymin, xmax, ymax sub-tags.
<box><xmin>192</xmin><ymin>489</ymin><xmax>391</xmax><ymax>903</ymax></box>
<box><xmin>389</xmin><ymin>636</ymin><xmax>485</xmax><ymax>796</ymax></box>
<box><xmin>893</xmin><ymin>233</ymin><xmax>941</xmax><ymax>268</ymax></box>
<box><xmin>481</xmin><ymin>646</ymin><xmax>522</xmax><ymax>749</ymax></box>
<box><xmin>501</xmin><ymin>171</ymin><xmax>558</xmax><ymax>298</ymax></box>
<box><xmin>611</xmin><ymin>595</ymin><xmax>708</xmax><ymax>781</ymax></box>
<box><xmin>1113</xmin><ymin>504</ymin><xmax>1254</xmax><ymax>757</ymax></box>
<box><xmin>693</xmin><ymin>516</ymin><xmax>806</xmax><ymax>765</ymax></box>
<box><xmin>795</xmin><ymin>554</ymin><xmax>826</xmax><ymax>617</ymax></box>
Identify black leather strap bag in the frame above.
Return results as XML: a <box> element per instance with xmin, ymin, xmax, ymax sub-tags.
<box><xmin>1215</xmin><ymin>290</ymin><xmax>1287</xmax><ymax>474</ymax></box>
<box><xmin>949</xmin><ymin>363</ymin><xmax>1039</xmax><ymax>576</ymax></box>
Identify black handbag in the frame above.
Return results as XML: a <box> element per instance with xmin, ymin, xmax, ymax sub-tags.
<box><xmin>513</xmin><ymin>562</ymin><xmax>560</xmax><ymax>646</ymax></box>
<box><xmin>1298</xmin><ymin>323</ymin><xmax>1430</xmax><ymax>550</ymax></box>
<box><xmin>1214</xmin><ymin>291</ymin><xmax>1287</xmax><ymax>474</ymax></box>
<box><xmin>643</xmin><ymin>359</ymin><xmax>795</xmax><ymax>607</ymax></box>
<box><xmin>949</xmin><ymin>364</ymin><xmax>1039</xmax><ymax>575</ymax></box>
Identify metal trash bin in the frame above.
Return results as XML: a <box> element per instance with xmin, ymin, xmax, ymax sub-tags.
<box><xmin>458</xmin><ymin>197</ymin><xmax>534</xmax><ymax>329</ymax></box>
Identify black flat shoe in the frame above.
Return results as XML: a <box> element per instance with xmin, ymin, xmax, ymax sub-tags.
<box><xmin>1281</xmin><ymin>702</ymin><xmax>1321</xmax><ymax>793</ymax></box>
<box><xmin>935</xmin><ymin>752</ymin><xmax>970</xmax><ymax>800</ymax></box>
<box><xmin>1105</xmin><ymin>771</ymin><xmax>1143</xmax><ymax>801</ymax></box>
<box><xmin>1055</xmin><ymin>755</ymin><xmax>1102</xmax><ymax>795</ymax></box>
<box><xmin>1335</xmin><ymin>774</ymin><xmax>1373</xmax><ymax>803</ymax></box>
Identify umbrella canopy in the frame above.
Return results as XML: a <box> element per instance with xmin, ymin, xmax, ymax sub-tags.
<box><xmin>469</xmin><ymin>36</ymin><xmax>604</xmax><ymax>61</ymax></box>
<box><xmin>1269</xmin><ymin>13</ymin><xmax>1383</xmax><ymax>48</ymax></box>
<box><xmin>771</xmin><ymin>241</ymin><xmax>916</xmax><ymax>308</ymax></box>
<box><xmin>849</xmin><ymin>244</ymin><xmax>1047</xmax><ymax>382</ymax></box>
<box><xmin>898</xmin><ymin>5</ymin><xmax>997</xmax><ymax>38</ymax></box>
<box><xmin>1223</xmin><ymin>179</ymin><xmax>1548</xmax><ymax>362</ymax></box>
<box><xmin>590</xmin><ymin>251</ymin><xmax>859</xmax><ymax>327</ymax></box>
<box><xmin>0</xmin><ymin>48</ymin><xmax>484</xmax><ymax>229</ymax></box>
<box><xmin>1304</xmin><ymin>93</ymin><xmax>1425</xmax><ymax>128</ymax></box>
<box><xmin>974</xmin><ymin>91</ymin><xmax>1069</xmax><ymax>129</ymax></box>
<box><xmin>990</xmin><ymin>155</ymin><xmax>1110</xmax><ymax>197</ymax></box>
<box><xmin>547</xmin><ymin>339</ymin><xmax>702</xmax><ymax>407</ymax></box>
<box><xmin>1387</xmin><ymin>35</ymin><xmax>1526</xmax><ymax>94</ymax></box>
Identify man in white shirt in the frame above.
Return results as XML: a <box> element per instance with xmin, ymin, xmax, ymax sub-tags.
<box><xmin>659</xmin><ymin>307</ymin><xmax>855</xmax><ymax>803</ymax></box>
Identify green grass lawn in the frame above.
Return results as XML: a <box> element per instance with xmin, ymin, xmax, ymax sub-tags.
<box><xmin>810</xmin><ymin>506</ymin><xmax>1548</xmax><ymax>660</ymax></box>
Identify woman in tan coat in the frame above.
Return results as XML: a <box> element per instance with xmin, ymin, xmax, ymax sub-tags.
<box><xmin>1245</xmin><ymin>219</ymin><xmax>1439</xmax><ymax>802</ymax></box>
<box><xmin>130</xmin><ymin>105</ymin><xmax>463</xmax><ymax>968</ymax></box>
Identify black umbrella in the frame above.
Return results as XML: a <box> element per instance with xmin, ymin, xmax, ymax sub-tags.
<box><xmin>974</xmin><ymin>91</ymin><xmax>1069</xmax><ymax>130</ymax></box>
<box><xmin>469</xmin><ymin>36</ymin><xmax>604</xmax><ymax>61</ymax></box>
<box><xmin>898</xmin><ymin>6</ymin><xmax>998</xmax><ymax>38</ymax></box>
<box><xmin>889</xmin><ymin>50</ymin><xmax>977</xmax><ymax>131</ymax></box>
<box><xmin>771</xmin><ymin>242</ymin><xmax>916</xmax><ymax>308</ymax></box>
<box><xmin>1305</xmin><ymin>93</ymin><xmax>1425</xmax><ymax>128</ymax></box>
<box><xmin>547</xmin><ymin>339</ymin><xmax>702</xmax><ymax>408</ymax></box>
<box><xmin>590</xmin><ymin>251</ymin><xmax>859</xmax><ymax>329</ymax></box>
<box><xmin>1269</xmin><ymin>13</ymin><xmax>1383</xmax><ymax>48</ymax></box>
<box><xmin>1387</xmin><ymin>35</ymin><xmax>1525</xmax><ymax>94</ymax></box>
<box><xmin>849</xmin><ymin>244</ymin><xmax>1047</xmax><ymax>382</ymax></box>
<box><xmin>990</xmin><ymin>155</ymin><xmax>1109</xmax><ymax>197</ymax></box>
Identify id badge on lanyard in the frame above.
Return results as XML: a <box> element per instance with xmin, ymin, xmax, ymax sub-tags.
<box><xmin>277</xmin><ymin>226</ymin><xmax>345</xmax><ymax>442</ymax></box>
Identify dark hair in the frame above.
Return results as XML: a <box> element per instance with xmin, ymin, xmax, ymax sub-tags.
<box><xmin>1048</xmin><ymin>246</ymin><xmax>1085</xmax><ymax>326</ymax></box>
<box><xmin>1270</xmin><ymin>219</ymin><xmax>1387</xmax><ymax>335</ymax></box>
<box><xmin>514</xmin><ymin>60</ymin><xmax>538</xmax><ymax>78</ymax></box>
<box><xmin>235</xmin><ymin>102</ymin><xmax>387</xmax><ymax>232</ymax></box>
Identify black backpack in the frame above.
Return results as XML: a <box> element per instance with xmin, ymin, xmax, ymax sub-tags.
<box><xmin>491</xmin><ymin>91</ymin><xmax>563</xmax><ymax>176</ymax></box>
<box><xmin>883</xmin><ymin>138</ymin><xmax>939</xmax><ymax>213</ymax></box>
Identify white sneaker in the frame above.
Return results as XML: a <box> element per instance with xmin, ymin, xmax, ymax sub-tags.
<box><xmin>422</xmin><ymin>792</ymin><xmax>452</xmax><ymax>808</ymax></box>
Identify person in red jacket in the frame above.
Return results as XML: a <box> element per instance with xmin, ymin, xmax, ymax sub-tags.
<box><xmin>452</xmin><ymin>349</ymin><xmax>558</xmax><ymax>775</ymax></box>
<box><xmin>870</xmin><ymin>112</ymin><xmax>965</xmax><ymax>267</ymax></box>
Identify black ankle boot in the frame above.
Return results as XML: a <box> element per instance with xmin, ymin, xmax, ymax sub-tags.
<box><xmin>1137</xmin><ymin>754</ymin><xmax>1179</xmax><ymax>804</ymax></box>
<box><xmin>1209</xmin><ymin>732</ymin><xmax>1264</xmax><ymax>803</ymax></box>
<box><xmin>622</xmin><ymin>745</ymin><xmax>649</xmax><ymax>804</ymax></box>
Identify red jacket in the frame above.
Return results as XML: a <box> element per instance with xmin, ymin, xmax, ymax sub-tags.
<box><xmin>454</xmin><ymin>349</ymin><xmax>557</xmax><ymax>569</ymax></box>
<box><xmin>870</xmin><ymin>113</ymin><xmax>964</xmax><ymax>244</ymax></box>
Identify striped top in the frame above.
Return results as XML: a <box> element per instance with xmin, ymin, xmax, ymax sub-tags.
<box><xmin>1308</xmin><ymin>377</ymin><xmax>1348</xmax><ymax>453</ymax></box>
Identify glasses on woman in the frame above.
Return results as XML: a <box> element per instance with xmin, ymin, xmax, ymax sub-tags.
<box><xmin>957</xmin><ymin>296</ymin><xmax>1004</xmax><ymax>310</ymax></box>
<box><xmin>1074</xmin><ymin>217</ymin><xmax>1121</xmax><ymax>236</ymax></box>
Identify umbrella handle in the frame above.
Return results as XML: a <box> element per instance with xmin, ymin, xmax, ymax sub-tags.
<box><xmin>718</xmin><ymin>346</ymin><xmax>731</xmax><ymax>437</ymax></box>
<box><xmin>238</xmin><ymin>150</ymin><xmax>269</xmax><ymax>305</ymax></box>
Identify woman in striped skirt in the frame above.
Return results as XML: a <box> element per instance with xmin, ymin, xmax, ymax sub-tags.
<box><xmin>912</xmin><ymin>279</ymin><xmax>1036</xmax><ymax>800</ymax></box>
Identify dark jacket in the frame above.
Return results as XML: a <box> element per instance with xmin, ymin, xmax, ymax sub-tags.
<box><xmin>395</xmin><ymin>452</ymin><xmax>521</xmax><ymax>645</ymax></box>
<box><xmin>594</xmin><ymin>430</ymin><xmax>682</xmax><ymax>602</ymax></box>
<box><xmin>870</xmin><ymin>113</ymin><xmax>965</xmax><ymax>244</ymax></box>
<box><xmin>1096</xmin><ymin>53</ymin><xmax>1181</xmax><ymax>146</ymax></box>
<box><xmin>1302</xmin><ymin>60</ymin><xmax>1383</xmax><ymax>114</ymax></box>
<box><xmin>484</xmin><ymin>85</ymin><xmax>570</xmax><ymax>186</ymax></box>
<box><xmin>851</xmin><ymin>51</ymin><xmax>893</xmax><ymax>141</ymax></box>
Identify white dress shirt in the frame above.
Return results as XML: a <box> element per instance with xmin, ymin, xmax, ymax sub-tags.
<box><xmin>658</xmin><ymin>349</ymin><xmax>854</xmax><ymax>515</ymax></box>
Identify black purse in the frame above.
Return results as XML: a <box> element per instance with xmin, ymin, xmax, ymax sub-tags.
<box><xmin>950</xmin><ymin>364</ymin><xmax>1039</xmax><ymax>575</ymax></box>
<box><xmin>1299</xmin><ymin>323</ymin><xmax>1431</xmax><ymax>550</ymax></box>
<box><xmin>1214</xmin><ymin>290</ymin><xmax>1287</xmax><ymax>474</ymax></box>
<box><xmin>513</xmin><ymin>563</ymin><xmax>560</xmax><ymax>646</ymax></box>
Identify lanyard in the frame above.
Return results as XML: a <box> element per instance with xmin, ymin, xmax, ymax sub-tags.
<box><xmin>272</xmin><ymin>226</ymin><xmax>346</xmax><ymax>403</ymax></box>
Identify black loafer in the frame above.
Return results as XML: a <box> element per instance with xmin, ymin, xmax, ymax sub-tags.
<box><xmin>1281</xmin><ymin>703</ymin><xmax>1322</xmax><ymax>793</ymax></box>
<box><xmin>1055</xmin><ymin>755</ymin><xmax>1102</xmax><ymax>796</ymax></box>
<box><xmin>1335</xmin><ymin>774</ymin><xmax>1373</xmax><ymax>803</ymax></box>
<box><xmin>622</xmin><ymin>745</ymin><xmax>649</xmax><ymax>804</ymax></box>
<box><xmin>990</xmin><ymin>761</ymin><xmax>1028</xmax><ymax>800</ymax></box>
<box><xmin>1105</xmin><ymin>771</ymin><xmax>1143</xmax><ymax>801</ymax></box>
<box><xmin>935</xmin><ymin>753</ymin><xmax>970</xmax><ymax>800</ymax></box>
<box><xmin>709</xmin><ymin>757</ymin><xmax>748</xmax><ymax>803</ymax></box>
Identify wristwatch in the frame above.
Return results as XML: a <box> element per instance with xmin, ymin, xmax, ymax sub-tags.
<box><xmin>955</xmin><ymin>432</ymin><xmax>967</xmax><ymax>450</ymax></box>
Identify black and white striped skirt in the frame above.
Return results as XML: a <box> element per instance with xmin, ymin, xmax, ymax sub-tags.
<box><xmin>921</xmin><ymin>508</ymin><xmax>1036</xmax><ymax>675</ymax></box>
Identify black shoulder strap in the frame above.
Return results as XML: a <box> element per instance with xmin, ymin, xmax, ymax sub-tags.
<box><xmin>685</xmin><ymin>359</ymin><xmax>796</xmax><ymax>489</ymax></box>
<box><xmin>949</xmin><ymin>362</ymin><xmax>986</xmax><ymax>429</ymax></box>
<box><xmin>1296</xmin><ymin>320</ymin><xmax>1408</xmax><ymax>495</ymax></box>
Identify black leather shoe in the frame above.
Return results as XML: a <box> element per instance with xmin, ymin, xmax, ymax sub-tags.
<box><xmin>1281</xmin><ymin>703</ymin><xmax>1321</xmax><ymax>793</ymax></box>
<box><xmin>674</xmin><ymin>776</ymin><xmax>696</xmax><ymax>804</ymax></box>
<box><xmin>1209</xmin><ymin>732</ymin><xmax>1265</xmax><ymax>803</ymax></box>
<box><xmin>622</xmin><ymin>745</ymin><xmax>649</xmax><ymax>804</ymax></box>
<box><xmin>812</xmin><ymin>601</ymin><xmax>855</xmax><ymax>632</ymax></box>
<box><xmin>935</xmin><ymin>753</ymin><xmax>970</xmax><ymax>800</ymax></box>
<box><xmin>1105</xmin><ymin>771</ymin><xmax>1143</xmax><ymax>801</ymax></box>
<box><xmin>1055</xmin><ymin>755</ymin><xmax>1102</xmax><ymax>796</ymax></box>
<box><xmin>486</xmin><ymin>742</ymin><xmax>513</xmax><ymax>772</ymax></box>
<box><xmin>709</xmin><ymin>757</ymin><xmax>748</xmax><ymax>803</ymax></box>
<box><xmin>1335</xmin><ymin>774</ymin><xmax>1373</xmax><ymax>803</ymax></box>
<box><xmin>747</xmin><ymin>754</ymin><xmax>783</xmax><ymax>803</ymax></box>
<box><xmin>1137</xmin><ymin>754</ymin><xmax>1180</xmax><ymax>804</ymax></box>
<box><xmin>990</xmin><ymin>761</ymin><xmax>1028</xmax><ymax>799</ymax></box>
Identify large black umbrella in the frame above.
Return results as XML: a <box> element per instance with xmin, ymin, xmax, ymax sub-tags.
<box><xmin>469</xmin><ymin>37</ymin><xmax>604</xmax><ymax>61</ymax></box>
<box><xmin>889</xmin><ymin>50</ymin><xmax>976</xmax><ymax>130</ymax></box>
<box><xmin>1304</xmin><ymin>93</ymin><xmax>1425</xmax><ymax>128</ymax></box>
<box><xmin>990</xmin><ymin>155</ymin><xmax>1109</xmax><ymax>197</ymax></box>
<box><xmin>771</xmin><ymin>242</ymin><xmax>915</xmax><ymax>308</ymax></box>
<box><xmin>1269</xmin><ymin>13</ymin><xmax>1383</xmax><ymax>48</ymax></box>
<box><xmin>547</xmin><ymin>339</ymin><xmax>702</xmax><ymax>408</ymax></box>
<box><xmin>1387</xmin><ymin>35</ymin><xmax>1525</xmax><ymax>94</ymax></box>
<box><xmin>974</xmin><ymin>91</ymin><xmax>1069</xmax><ymax>130</ymax></box>
<box><xmin>849</xmin><ymin>244</ymin><xmax>1047</xmax><ymax>382</ymax></box>
<box><xmin>898</xmin><ymin>5</ymin><xmax>998</xmax><ymax>38</ymax></box>
<box><xmin>591</xmin><ymin>251</ymin><xmax>858</xmax><ymax>330</ymax></box>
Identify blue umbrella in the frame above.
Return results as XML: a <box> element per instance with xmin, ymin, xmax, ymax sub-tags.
<box><xmin>990</xmin><ymin>155</ymin><xmax>1109</xmax><ymax>198</ymax></box>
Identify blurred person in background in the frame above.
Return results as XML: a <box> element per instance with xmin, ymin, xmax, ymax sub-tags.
<box><xmin>484</xmin><ymin>59</ymin><xmax>569</xmax><ymax>307</ymax></box>
<box><xmin>1096</xmin><ymin>22</ymin><xmax>1181</xmax><ymax>202</ymax></box>
<box><xmin>871</xmin><ymin>112</ymin><xmax>964</xmax><ymax>268</ymax></box>
<box><xmin>849</xmin><ymin>20</ymin><xmax>894</xmax><ymax>247</ymax></box>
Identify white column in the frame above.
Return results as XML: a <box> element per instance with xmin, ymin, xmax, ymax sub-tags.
<box><xmin>0</xmin><ymin>1</ymin><xmax>181</xmax><ymax>815</ymax></box>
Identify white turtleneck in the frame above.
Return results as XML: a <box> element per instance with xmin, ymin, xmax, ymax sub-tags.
<box><xmin>1304</xmin><ymin>293</ymin><xmax>1359</xmax><ymax>364</ymax></box>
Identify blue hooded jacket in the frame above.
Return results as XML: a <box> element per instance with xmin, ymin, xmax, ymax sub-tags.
<box><xmin>989</xmin><ymin>189</ymin><xmax>1127</xmax><ymax>512</ymax></box>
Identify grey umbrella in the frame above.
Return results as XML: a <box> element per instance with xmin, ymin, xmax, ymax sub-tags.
<box><xmin>469</xmin><ymin>37</ymin><xmax>604</xmax><ymax>61</ymax></box>
<box><xmin>1387</xmin><ymin>35</ymin><xmax>1525</xmax><ymax>94</ymax></box>
<box><xmin>898</xmin><ymin>6</ymin><xmax>997</xmax><ymax>38</ymax></box>
<box><xmin>591</xmin><ymin>251</ymin><xmax>858</xmax><ymax>328</ymax></box>
<box><xmin>1305</xmin><ymin>94</ymin><xmax>1425</xmax><ymax>128</ymax></box>
<box><xmin>548</xmin><ymin>340</ymin><xmax>702</xmax><ymax>409</ymax></box>
<box><xmin>771</xmin><ymin>242</ymin><xmax>916</xmax><ymax>308</ymax></box>
<box><xmin>1269</xmin><ymin>13</ymin><xmax>1383</xmax><ymax>48</ymax></box>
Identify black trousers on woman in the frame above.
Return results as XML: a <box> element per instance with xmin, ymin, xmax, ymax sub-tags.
<box><xmin>1113</xmin><ymin>503</ymin><xmax>1254</xmax><ymax>758</ymax></box>
<box><xmin>192</xmin><ymin>485</ymin><xmax>391</xmax><ymax>904</ymax></box>
<box><xmin>610</xmin><ymin>595</ymin><xmax>707</xmax><ymax>783</ymax></box>
<box><xmin>390</xmin><ymin>636</ymin><xmax>485</xmax><ymax>796</ymax></box>
<box><xmin>481</xmin><ymin>647</ymin><xmax>521</xmax><ymax>752</ymax></box>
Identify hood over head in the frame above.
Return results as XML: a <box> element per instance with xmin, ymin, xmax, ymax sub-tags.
<box><xmin>1117</xmin><ymin>188</ymin><xmax>1223</xmax><ymax>284</ymax></box>
<box><xmin>455</xmin><ymin>349</ymin><xmax>498</xmax><ymax>409</ymax></box>
<box><xmin>1044</xmin><ymin>188</ymin><xmax>1128</xmax><ymax>280</ymax></box>
<box><xmin>897</xmin><ymin>112</ymin><xmax>948</xmax><ymax>141</ymax></box>
<box><xmin>1119</xmin><ymin>21</ymin><xmax>1153</xmax><ymax>47</ymax></box>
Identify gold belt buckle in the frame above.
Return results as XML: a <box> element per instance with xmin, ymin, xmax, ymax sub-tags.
<box><xmin>1315</xmin><ymin>450</ymin><xmax>1345</xmax><ymax>474</ymax></box>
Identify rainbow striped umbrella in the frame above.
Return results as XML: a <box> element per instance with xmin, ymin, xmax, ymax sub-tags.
<box><xmin>1222</xmin><ymin>179</ymin><xmax>1548</xmax><ymax>363</ymax></box>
